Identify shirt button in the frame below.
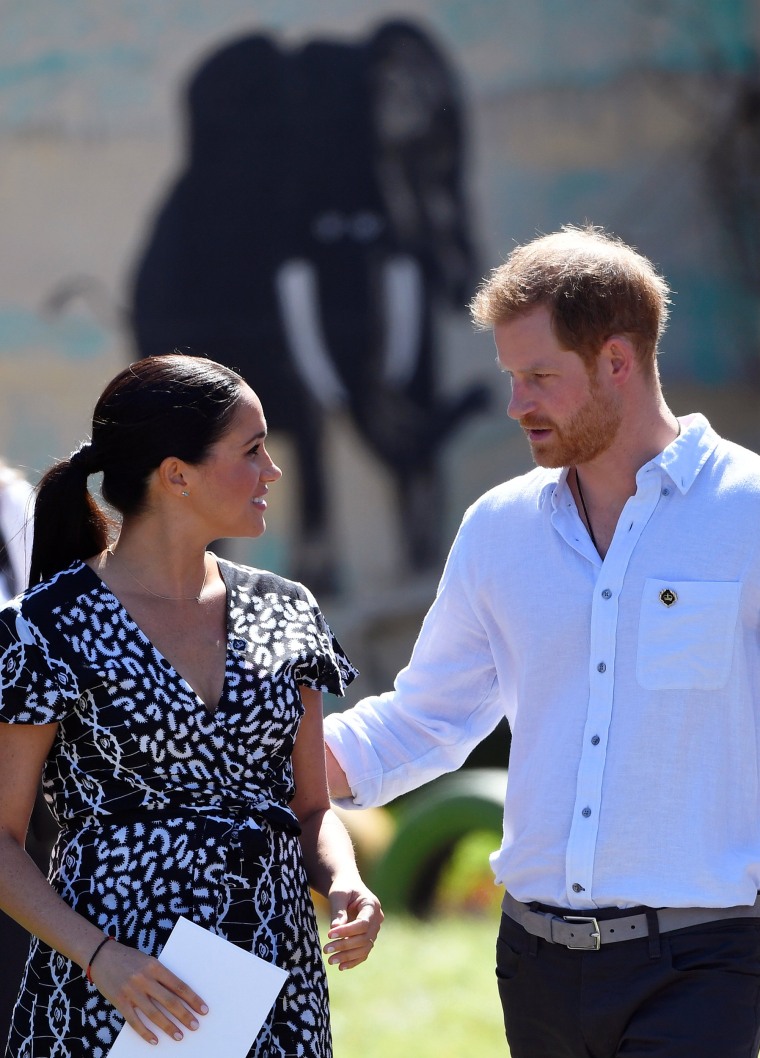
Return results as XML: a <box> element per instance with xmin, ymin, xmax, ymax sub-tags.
<box><xmin>572</xmin><ymin>883</ymin><xmax>585</xmax><ymax>893</ymax></box>
<box><xmin>591</xmin><ymin>735</ymin><xmax>600</xmax><ymax>745</ymax></box>
<box><xmin>582</xmin><ymin>807</ymin><xmax>592</xmax><ymax>818</ymax></box>
<box><xmin>662</xmin><ymin>487</ymin><xmax>671</xmax><ymax>496</ymax></box>
<box><xmin>597</xmin><ymin>661</ymin><xmax>607</xmax><ymax>673</ymax></box>
<box><xmin>601</xmin><ymin>588</ymin><xmax>612</xmax><ymax>599</ymax></box>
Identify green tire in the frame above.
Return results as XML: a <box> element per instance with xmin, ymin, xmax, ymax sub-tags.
<box><xmin>369</xmin><ymin>768</ymin><xmax>506</xmax><ymax>916</ymax></box>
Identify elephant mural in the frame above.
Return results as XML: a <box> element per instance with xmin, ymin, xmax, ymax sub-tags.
<box><xmin>130</xmin><ymin>20</ymin><xmax>486</xmax><ymax>593</ymax></box>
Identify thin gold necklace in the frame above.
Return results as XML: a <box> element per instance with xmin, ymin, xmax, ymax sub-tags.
<box><xmin>574</xmin><ymin>469</ymin><xmax>599</xmax><ymax>554</ymax></box>
<box><xmin>106</xmin><ymin>548</ymin><xmax>209</xmax><ymax>602</ymax></box>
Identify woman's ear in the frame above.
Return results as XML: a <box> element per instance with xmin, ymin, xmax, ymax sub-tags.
<box><xmin>156</xmin><ymin>456</ymin><xmax>190</xmax><ymax>499</ymax></box>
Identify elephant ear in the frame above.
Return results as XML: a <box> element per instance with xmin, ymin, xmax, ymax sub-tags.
<box><xmin>366</xmin><ymin>19</ymin><xmax>478</xmax><ymax>306</ymax></box>
<box><xmin>704</xmin><ymin>80</ymin><xmax>760</xmax><ymax>292</ymax></box>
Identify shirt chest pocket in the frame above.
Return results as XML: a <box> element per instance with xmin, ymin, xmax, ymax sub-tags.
<box><xmin>636</xmin><ymin>579</ymin><xmax>741</xmax><ymax>690</ymax></box>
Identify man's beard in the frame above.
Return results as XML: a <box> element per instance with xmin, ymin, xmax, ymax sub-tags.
<box><xmin>521</xmin><ymin>378</ymin><xmax>622</xmax><ymax>468</ymax></box>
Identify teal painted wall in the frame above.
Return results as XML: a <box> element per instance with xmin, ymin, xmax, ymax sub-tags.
<box><xmin>0</xmin><ymin>0</ymin><xmax>758</xmax><ymax>593</ymax></box>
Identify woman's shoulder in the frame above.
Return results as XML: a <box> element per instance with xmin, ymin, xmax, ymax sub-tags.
<box><xmin>0</xmin><ymin>564</ymin><xmax>86</xmax><ymax>651</ymax></box>
<box><xmin>6</xmin><ymin>561</ymin><xmax>96</xmax><ymax>626</ymax></box>
<box><xmin>216</xmin><ymin>556</ymin><xmax>314</xmax><ymax>604</ymax></box>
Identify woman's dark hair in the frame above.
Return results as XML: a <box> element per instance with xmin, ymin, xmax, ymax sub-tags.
<box><xmin>30</xmin><ymin>353</ymin><xmax>245</xmax><ymax>584</ymax></box>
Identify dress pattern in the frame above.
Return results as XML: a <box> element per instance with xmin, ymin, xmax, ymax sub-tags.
<box><xmin>0</xmin><ymin>558</ymin><xmax>357</xmax><ymax>1058</ymax></box>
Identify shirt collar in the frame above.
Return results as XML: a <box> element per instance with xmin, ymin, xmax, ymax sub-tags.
<box><xmin>541</xmin><ymin>413</ymin><xmax>718</xmax><ymax>509</ymax></box>
<box><xmin>545</xmin><ymin>468</ymin><xmax>568</xmax><ymax>511</ymax></box>
<box><xmin>647</xmin><ymin>412</ymin><xmax>719</xmax><ymax>494</ymax></box>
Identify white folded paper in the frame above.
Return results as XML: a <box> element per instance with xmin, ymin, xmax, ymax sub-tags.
<box><xmin>108</xmin><ymin>917</ymin><xmax>289</xmax><ymax>1056</ymax></box>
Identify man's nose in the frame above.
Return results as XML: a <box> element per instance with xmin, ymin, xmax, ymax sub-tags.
<box><xmin>507</xmin><ymin>385</ymin><xmax>533</xmax><ymax>421</ymax></box>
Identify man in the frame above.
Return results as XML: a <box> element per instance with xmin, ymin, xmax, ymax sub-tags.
<box><xmin>323</xmin><ymin>224</ymin><xmax>760</xmax><ymax>1057</ymax></box>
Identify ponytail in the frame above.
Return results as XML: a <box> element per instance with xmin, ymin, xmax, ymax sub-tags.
<box><xmin>29</xmin><ymin>443</ymin><xmax>114</xmax><ymax>585</ymax></box>
<box><xmin>29</xmin><ymin>353</ymin><xmax>243</xmax><ymax>586</ymax></box>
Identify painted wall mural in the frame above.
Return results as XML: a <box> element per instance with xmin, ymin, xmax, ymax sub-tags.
<box><xmin>130</xmin><ymin>20</ymin><xmax>488</xmax><ymax>592</ymax></box>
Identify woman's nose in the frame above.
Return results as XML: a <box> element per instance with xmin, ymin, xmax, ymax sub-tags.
<box><xmin>263</xmin><ymin>457</ymin><xmax>283</xmax><ymax>482</ymax></box>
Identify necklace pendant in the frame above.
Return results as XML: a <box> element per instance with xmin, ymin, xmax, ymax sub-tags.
<box><xmin>574</xmin><ymin>469</ymin><xmax>600</xmax><ymax>555</ymax></box>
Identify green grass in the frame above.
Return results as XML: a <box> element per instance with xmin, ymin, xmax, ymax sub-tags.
<box><xmin>324</xmin><ymin>912</ymin><xmax>508</xmax><ymax>1058</ymax></box>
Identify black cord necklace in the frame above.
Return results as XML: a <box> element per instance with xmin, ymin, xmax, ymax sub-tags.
<box><xmin>574</xmin><ymin>469</ymin><xmax>599</xmax><ymax>554</ymax></box>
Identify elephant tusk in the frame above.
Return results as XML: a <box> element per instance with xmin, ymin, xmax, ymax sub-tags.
<box><xmin>276</xmin><ymin>258</ymin><xmax>349</xmax><ymax>409</ymax></box>
<box><xmin>381</xmin><ymin>254</ymin><xmax>423</xmax><ymax>386</ymax></box>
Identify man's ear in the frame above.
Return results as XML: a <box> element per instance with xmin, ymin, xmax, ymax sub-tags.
<box><xmin>601</xmin><ymin>334</ymin><xmax>635</xmax><ymax>386</ymax></box>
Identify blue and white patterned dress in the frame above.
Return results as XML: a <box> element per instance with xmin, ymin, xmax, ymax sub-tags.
<box><xmin>0</xmin><ymin>558</ymin><xmax>356</xmax><ymax>1058</ymax></box>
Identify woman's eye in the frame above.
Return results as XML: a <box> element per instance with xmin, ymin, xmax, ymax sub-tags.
<box><xmin>247</xmin><ymin>445</ymin><xmax>261</xmax><ymax>456</ymax></box>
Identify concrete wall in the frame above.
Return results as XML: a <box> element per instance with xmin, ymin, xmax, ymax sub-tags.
<box><xmin>1</xmin><ymin>0</ymin><xmax>758</xmax><ymax>691</ymax></box>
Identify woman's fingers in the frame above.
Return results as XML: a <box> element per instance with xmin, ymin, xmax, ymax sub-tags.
<box><xmin>152</xmin><ymin>964</ymin><xmax>209</xmax><ymax>1022</ymax></box>
<box><xmin>324</xmin><ymin>897</ymin><xmax>384</xmax><ymax>969</ymax></box>
<box><xmin>119</xmin><ymin>996</ymin><xmax>183</xmax><ymax>1047</ymax></box>
<box><xmin>323</xmin><ymin>925</ymin><xmax>376</xmax><ymax>969</ymax></box>
<box><xmin>90</xmin><ymin>943</ymin><xmax>209</xmax><ymax>1043</ymax></box>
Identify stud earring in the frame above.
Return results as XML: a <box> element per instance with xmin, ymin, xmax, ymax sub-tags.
<box><xmin>181</xmin><ymin>490</ymin><xmax>189</xmax><ymax>497</ymax></box>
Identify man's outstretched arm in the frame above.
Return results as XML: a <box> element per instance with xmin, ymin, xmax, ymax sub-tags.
<box><xmin>325</xmin><ymin>744</ymin><xmax>352</xmax><ymax>802</ymax></box>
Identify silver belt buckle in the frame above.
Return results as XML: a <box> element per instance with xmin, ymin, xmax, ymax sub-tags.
<box><xmin>564</xmin><ymin>915</ymin><xmax>601</xmax><ymax>950</ymax></box>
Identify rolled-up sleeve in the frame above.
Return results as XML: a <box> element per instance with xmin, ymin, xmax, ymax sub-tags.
<box><xmin>324</xmin><ymin>511</ymin><xmax>505</xmax><ymax>807</ymax></box>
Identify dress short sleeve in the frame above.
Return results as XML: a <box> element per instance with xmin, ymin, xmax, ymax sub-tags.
<box><xmin>208</xmin><ymin>560</ymin><xmax>360</xmax><ymax>701</ymax></box>
<box><xmin>291</xmin><ymin>588</ymin><xmax>358</xmax><ymax>697</ymax></box>
<box><xmin>0</xmin><ymin>605</ymin><xmax>81</xmax><ymax>724</ymax></box>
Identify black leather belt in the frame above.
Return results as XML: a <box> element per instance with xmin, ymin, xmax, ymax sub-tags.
<box><xmin>502</xmin><ymin>890</ymin><xmax>760</xmax><ymax>951</ymax></box>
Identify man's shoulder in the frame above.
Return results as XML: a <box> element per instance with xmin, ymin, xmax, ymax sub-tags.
<box><xmin>710</xmin><ymin>434</ymin><xmax>760</xmax><ymax>490</ymax></box>
<box><xmin>446</xmin><ymin>468</ymin><xmax>558</xmax><ymax>564</ymax></box>
<box><xmin>665</xmin><ymin>415</ymin><xmax>760</xmax><ymax>499</ymax></box>
<box><xmin>466</xmin><ymin>466</ymin><xmax>559</xmax><ymax>519</ymax></box>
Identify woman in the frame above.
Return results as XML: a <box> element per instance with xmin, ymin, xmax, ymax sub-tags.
<box><xmin>0</xmin><ymin>354</ymin><xmax>383</xmax><ymax>1058</ymax></box>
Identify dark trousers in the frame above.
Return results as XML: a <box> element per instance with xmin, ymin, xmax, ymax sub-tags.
<box><xmin>496</xmin><ymin>911</ymin><xmax>760</xmax><ymax>1057</ymax></box>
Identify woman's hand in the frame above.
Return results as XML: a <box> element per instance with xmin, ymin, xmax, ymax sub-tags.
<box><xmin>323</xmin><ymin>878</ymin><xmax>384</xmax><ymax>970</ymax></box>
<box><xmin>88</xmin><ymin>939</ymin><xmax>209</xmax><ymax>1046</ymax></box>
<box><xmin>290</xmin><ymin>689</ymin><xmax>383</xmax><ymax>970</ymax></box>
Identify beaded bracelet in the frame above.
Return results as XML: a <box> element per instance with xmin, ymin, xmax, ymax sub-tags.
<box><xmin>85</xmin><ymin>935</ymin><xmax>115</xmax><ymax>984</ymax></box>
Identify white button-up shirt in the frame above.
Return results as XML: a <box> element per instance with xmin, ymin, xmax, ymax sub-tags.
<box><xmin>324</xmin><ymin>414</ymin><xmax>760</xmax><ymax>910</ymax></box>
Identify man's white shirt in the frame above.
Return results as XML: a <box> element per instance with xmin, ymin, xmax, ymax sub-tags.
<box><xmin>324</xmin><ymin>414</ymin><xmax>760</xmax><ymax>910</ymax></box>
